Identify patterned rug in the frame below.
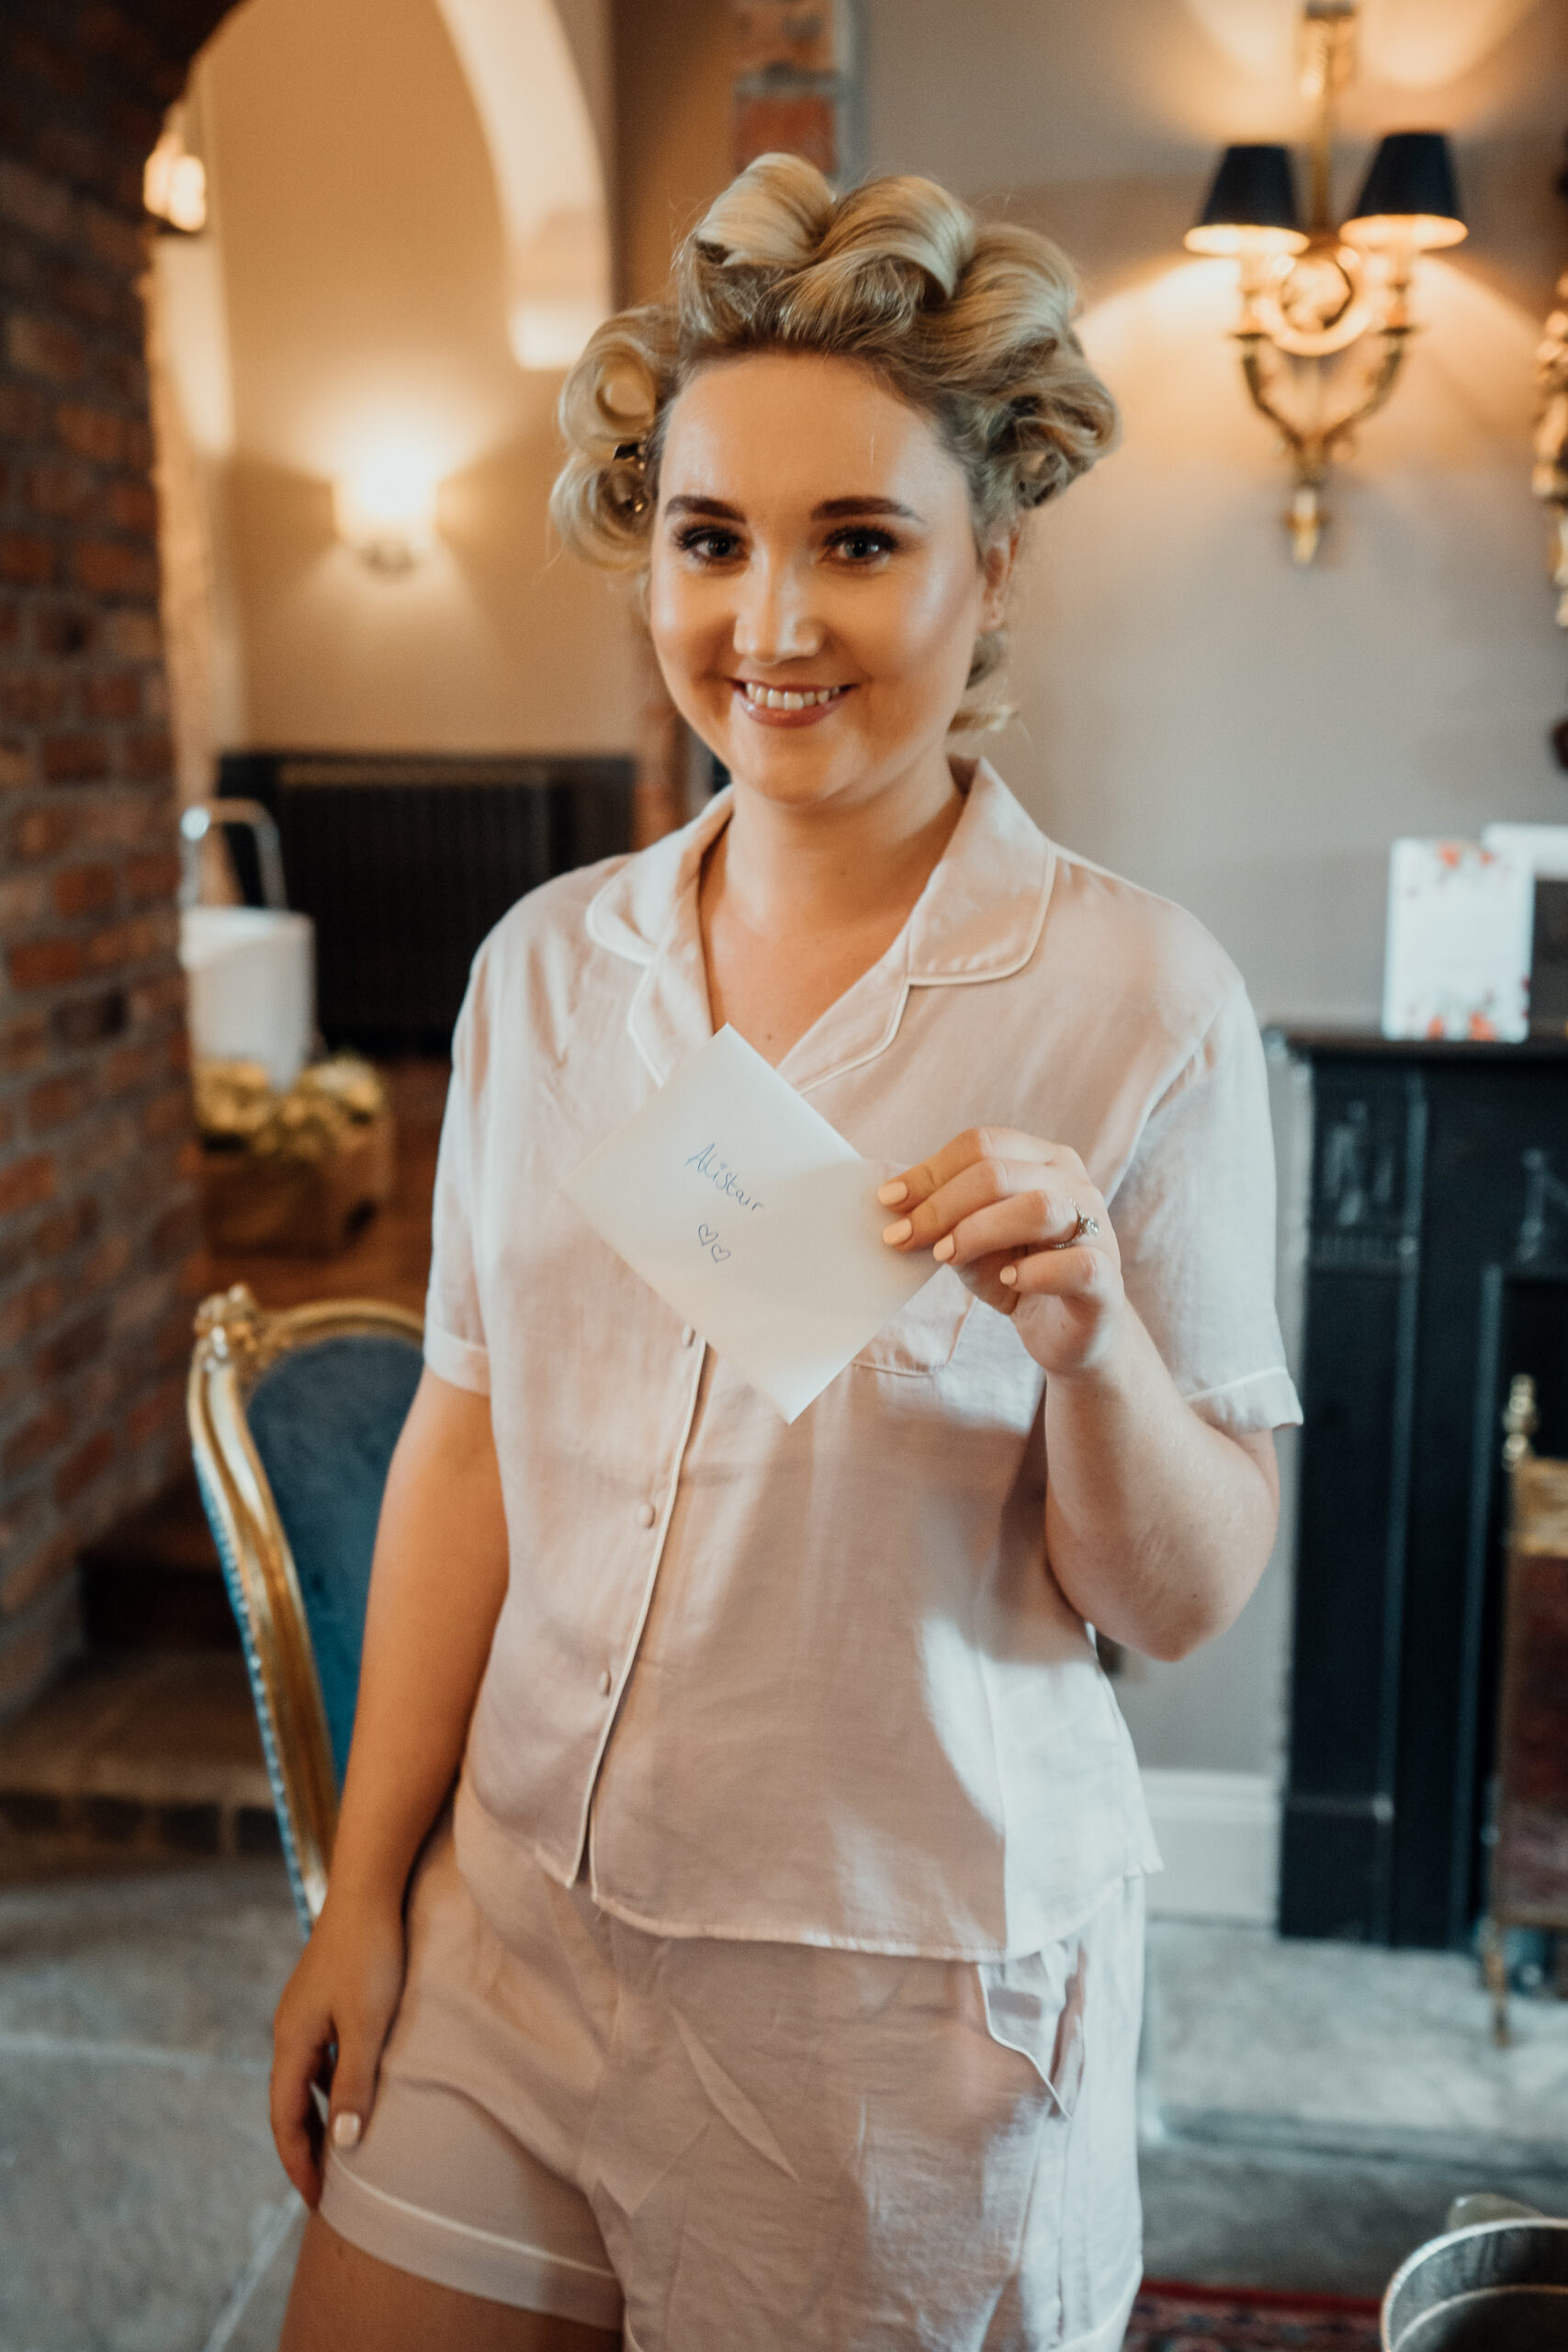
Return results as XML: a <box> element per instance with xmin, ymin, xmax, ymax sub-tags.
<box><xmin>1126</xmin><ymin>2280</ymin><xmax>1382</xmax><ymax>2350</ymax></box>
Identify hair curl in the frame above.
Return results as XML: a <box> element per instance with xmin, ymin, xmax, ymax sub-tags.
<box><xmin>550</xmin><ymin>153</ymin><xmax>1117</xmax><ymax>730</ymax></box>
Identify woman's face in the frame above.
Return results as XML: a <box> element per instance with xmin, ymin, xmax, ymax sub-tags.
<box><xmin>648</xmin><ymin>353</ymin><xmax>1012</xmax><ymax>816</ymax></box>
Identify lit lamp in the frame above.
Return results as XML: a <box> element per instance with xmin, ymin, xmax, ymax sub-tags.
<box><xmin>1185</xmin><ymin>143</ymin><xmax>1307</xmax><ymax>262</ymax></box>
<box><xmin>143</xmin><ymin>118</ymin><xmax>208</xmax><ymax>235</ymax></box>
<box><xmin>1343</xmin><ymin>130</ymin><xmax>1468</xmax><ymax>258</ymax></box>
<box><xmin>1187</xmin><ymin>8</ymin><xmax>1466</xmax><ymax>564</ymax></box>
<box><xmin>333</xmin><ymin>447</ymin><xmax>442</xmax><ymax>573</ymax></box>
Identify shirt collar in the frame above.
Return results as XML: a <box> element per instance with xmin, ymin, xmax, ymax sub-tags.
<box><xmin>586</xmin><ymin>757</ymin><xmax>1055</xmax><ymax>1088</ymax></box>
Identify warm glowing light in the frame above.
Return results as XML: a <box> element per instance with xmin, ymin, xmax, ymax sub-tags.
<box><xmin>1184</xmin><ymin>222</ymin><xmax>1308</xmax><ymax>258</ymax></box>
<box><xmin>1179</xmin><ymin>0</ymin><xmax>1538</xmax><ymax>97</ymax></box>
<box><xmin>1358</xmin><ymin>0</ymin><xmax>1539</xmax><ymax>92</ymax></box>
<box><xmin>509</xmin><ymin>298</ymin><xmax>604</xmax><ymax>371</ymax></box>
<box><xmin>1341</xmin><ymin>210</ymin><xmax>1468</xmax><ymax>253</ymax></box>
<box><xmin>143</xmin><ymin>127</ymin><xmax>208</xmax><ymax>234</ymax></box>
<box><xmin>333</xmin><ymin>446</ymin><xmax>443</xmax><ymax>571</ymax></box>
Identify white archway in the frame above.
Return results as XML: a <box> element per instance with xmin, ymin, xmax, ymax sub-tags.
<box><xmin>434</xmin><ymin>0</ymin><xmax>612</xmax><ymax>369</ymax></box>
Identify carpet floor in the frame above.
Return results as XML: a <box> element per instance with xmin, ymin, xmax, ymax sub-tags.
<box><xmin>1127</xmin><ymin>2280</ymin><xmax>1381</xmax><ymax>2349</ymax></box>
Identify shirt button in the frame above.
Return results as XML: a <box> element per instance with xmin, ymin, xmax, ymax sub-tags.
<box><xmin>636</xmin><ymin>1501</ymin><xmax>656</xmax><ymax>1528</ymax></box>
<box><xmin>682</xmin><ymin>1325</ymin><xmax>696</xmax><ymax>1347</ymax></box>
<box><xmin>598</xmin><ymin>1668</ymin><xmax>613</xmax><ymax>1696</ymax></box>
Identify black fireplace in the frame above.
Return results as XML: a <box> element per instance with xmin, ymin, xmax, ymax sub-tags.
<box><xmin>1280</xmin><ymin>1031</ymin><xmax>1568</xmax><ymax>1950</ymax></box>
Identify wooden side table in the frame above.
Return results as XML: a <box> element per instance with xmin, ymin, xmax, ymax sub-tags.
<box><xmin>1482</xmin><ymin>1373</ymin><xmax>1568</xmax><ymax>2042</ymax></box>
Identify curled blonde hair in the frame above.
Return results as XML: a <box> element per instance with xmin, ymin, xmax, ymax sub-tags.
<box><xmin>550</xmin><ymin>153</ymin><xmax>1117</xmax><ymax>729</ymax></box>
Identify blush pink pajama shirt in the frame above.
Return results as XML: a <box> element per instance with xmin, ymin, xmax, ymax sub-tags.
<box><xmin>321</xmin><ymin>759</ymin><xmax>1301</xmax><ymax>2348</ymax></box>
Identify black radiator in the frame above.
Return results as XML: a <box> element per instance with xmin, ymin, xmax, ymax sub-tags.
<box><xmin>218</xmin><ymin>751</ymin><xmax>635</xmax><ymax>1054</ymax></box>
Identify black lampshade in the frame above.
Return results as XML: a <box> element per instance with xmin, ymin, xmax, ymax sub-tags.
<box><xmin>1344</xmin><ymin>130</ymin><xmax>1466</xmax><ymax>249</ymax></box>
<box><xmin>1185</xmin><ymin>143</ymin><xmax>1306</xmax><ymax>255</ymax></box>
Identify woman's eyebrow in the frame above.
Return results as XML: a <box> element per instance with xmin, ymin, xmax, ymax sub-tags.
<box><xmin>812</xmin><ymin>496</ymin><xmax>923</xmax><ymax>522</ymax></box>
<box><xmin>664</xmin><ymin>495</ymin><xmax>744</xmax><ymax>520</ymax></box>
<box><xmin>663</xmin><ymin>493</ymin><xmax>925</xmax><ymax>524</ymax></box>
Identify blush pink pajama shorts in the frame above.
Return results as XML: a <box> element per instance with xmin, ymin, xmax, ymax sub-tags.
<box><xmin>321</xmin><ymin>1822</ymin><xmax>1145</xmax><ymax>2351</ymax></box>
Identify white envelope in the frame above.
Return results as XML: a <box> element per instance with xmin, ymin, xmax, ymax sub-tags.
<box><xmin>563</xmin><ymin>1025</ymin><xmax>936</xmax><ymax>1421</ymax></box>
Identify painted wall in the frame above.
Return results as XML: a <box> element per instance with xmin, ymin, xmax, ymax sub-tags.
<box><xmin>193</xmin><ymin>0</ymin><xmax>637</xmax><ymax>753</ymax></box>
<box><xmin>868</xmin><ymin>0</ymin><xmax>1568</xmax><ymax>1030</ymax></box>
<box><xmin>612</xmin><ymin>0</ymin><xmax>732</xmax><ymax>306</ymax></box>
<box><xmin>859</xmin><ymin>0</ymin><xmax>1568</xmax><ymax>1789</ymax></box>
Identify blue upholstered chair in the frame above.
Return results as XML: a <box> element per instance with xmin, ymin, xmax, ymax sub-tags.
<box><xmin>188</xmin><ymin>1283</ymin><xmax>423</xmax><ymax>1931</ymax></box>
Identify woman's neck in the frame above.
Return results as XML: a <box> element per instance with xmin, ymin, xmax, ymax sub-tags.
<box><xmin>712</xmin><ymin>752</ymin><xmax>964</xmax><ymax>944</ymax></box>
<box><xmin>697</xmin><ymin>747</ymin><xmax>968</xmax><ymax>1066</ymax></box>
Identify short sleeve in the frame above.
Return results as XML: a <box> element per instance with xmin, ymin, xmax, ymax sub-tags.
<box><xmin>423</xmin><ymin>974</ymin><xmax>491</xmax><ymax>1396</ymax></box>
<box><xmin>1110</xmin><ymin>980</ymin><xmax>1301</xmax><ymax>1438</ymax></box>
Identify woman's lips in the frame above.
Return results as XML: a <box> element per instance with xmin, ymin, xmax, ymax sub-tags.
<box><xmin>732</xmin><ymin>680</ymin><xmax>853</xmax><ymax>729</ymax></box>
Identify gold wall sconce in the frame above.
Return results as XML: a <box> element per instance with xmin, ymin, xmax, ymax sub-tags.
<box><xmin>1534</xmin><ymin>278</ymin><xmax>1568</xmax><ymax>627</ymax></box>
<box><xmin>1186</xmin><ymin>3</ymin><xmax>1465</xmax><ymax>566</ymax></box>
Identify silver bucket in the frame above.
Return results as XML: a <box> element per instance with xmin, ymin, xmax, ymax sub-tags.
<box><xmin>1381</xmin><ymin>2209</ymin><xmax>1568</xmax><ymax>2350</ymax></box>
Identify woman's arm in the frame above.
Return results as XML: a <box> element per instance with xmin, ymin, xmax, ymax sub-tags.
<box><xmin>1040</xmin><ymin>1306</ymin><xmax>1278</xmax><ymax>1660</ymax></box>
<box><xmin>270</xmin><ymin>1366</ymin><xmax>509</xmax><ymax>2201</ymax></box>
<box><xmin>880</xmin><ymin>1127</ymin><xmax>1280</xmax><ymax>1662</ymax></box>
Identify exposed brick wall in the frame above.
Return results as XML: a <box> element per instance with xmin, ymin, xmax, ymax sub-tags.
<box><xmin>0</xmin><ymin>0</ymin><xmax>233</xmax><ymax>1719</ymax></box>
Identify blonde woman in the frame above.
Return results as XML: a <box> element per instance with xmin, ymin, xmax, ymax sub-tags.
<box><xmin>274</xmin><ymin>155</ymin><xmax>1300</xmax><ymax>2352</ymax></box>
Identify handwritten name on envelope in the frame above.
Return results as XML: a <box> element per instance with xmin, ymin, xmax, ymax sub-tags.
<box><xmin>564</xmin><ymin>1025</ymin><xmax>935</xmax><ymax>1422</ymax></box>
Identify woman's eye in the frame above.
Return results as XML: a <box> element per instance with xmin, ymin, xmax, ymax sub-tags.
<box><xmin>674</xmin><ymin>526</ymin><xmax>743</xmax><ymax>562</ymax></box>
<box><xmin>825</xmin><ymin>526</ymin><xmax>897</xmax><ymax>563</ymax></box>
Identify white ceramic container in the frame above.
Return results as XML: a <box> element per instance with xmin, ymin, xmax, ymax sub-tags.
<box><xmin>179</xmin><ymin>905</ymin><xmax>315</xmax><ymax>1089</ymax></box>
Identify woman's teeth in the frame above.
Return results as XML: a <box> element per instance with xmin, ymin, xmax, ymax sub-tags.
<box><xmin>741</xmin><ymin>683</ymin><xmax>847</xmax><ymax>711</ymax></box>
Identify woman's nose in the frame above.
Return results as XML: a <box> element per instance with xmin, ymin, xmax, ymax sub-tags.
<box><xmin>731</xmin><ymin>558</ymin><xmax>824</xmax><ymax>664</ymax></box>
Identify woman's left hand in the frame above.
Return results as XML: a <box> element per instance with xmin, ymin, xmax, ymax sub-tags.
<box><xmin>879</xmin><ymin>1128</ymin><xmax>1122</xmax><ymax>1380</ymax></box>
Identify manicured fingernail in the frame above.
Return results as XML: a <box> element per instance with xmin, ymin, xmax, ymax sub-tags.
<box><xmin>331</xmin><ymin>2111</ymin><xmax>362</xmax><ymax>2150</ymax></box>
<box><xmin>999</xmin><ymin>1264</ymin><xmax>1019</xmax><ymax>1285</ymax></box>
<box><xmin>877</xmin><ymin>1181</ymin><xmax>908</xmax><ymax>1206</ymax></box>
<box><xmin>882</xmin><ymin>1218</ymin><xmax>912</xmax><ymax>1245</ymax></box>
<box><xmin>932</xmin><ymin>1235</ymin><xmax>955</xmax><ymax>1262</ymax></box>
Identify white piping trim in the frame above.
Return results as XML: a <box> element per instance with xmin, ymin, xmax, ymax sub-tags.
<box><xmin>585</xmin><ymin>874</ymin><xmax>654</xmax><ymax>965</ymax></box>
<box><xmin>585</xmin><ymin>788</ymin><xmax>1057</xmax><ymax>993</ymax></box>
<box><xmin>575</xmin><ymin>1340</ymin><xmax>710</xmax><ymax>1885</ymax></box>
<box><xmin>904</xmin><ymin>834</ymin><xmax>1057</xmax><ymax>991</ymax></box>
<box><xmin>571</xmin><ymin>1862</ymin><xmax>1146</xmax><ymax>1962</ymax></box>
<box><xmin>325</xmin><ymin>2157</ymin><xmax>617</xmax><ymax>2286</ymax></box>
<box><xmin>795</xmin><ymin>838</ymin><xmax>1058</xmax><ymax>1095</ymax></box>
<box><xmin>1180</xmin><ymin>1367</ymin><xmax>1300</xmax><ymax>1412</ymax></box>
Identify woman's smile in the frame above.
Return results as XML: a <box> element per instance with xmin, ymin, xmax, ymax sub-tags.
<box><xmin>732</xmin><ymin>678</ymin><xmax>856</xmax><ymax>727</ymax></box>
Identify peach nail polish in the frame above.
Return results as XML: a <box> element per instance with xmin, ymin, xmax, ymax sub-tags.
<box><xmin>882</xmin><ymin>1218</ymin><xmax>913</xmax><ymax>1245</ymax></box>
<box><xmin>999</xmin><ymin>1265</ymin><xmax>1019</xmax><ymax>1285</ymax></box>
<box><xmin>933</xmin><ymin>1236</ymin><xmax>955</xmax><ymax>1262</ymax></box>
<box><xmin>331</xmin><ymin>2111</ymin><xmax>363</xmax><ymax>2151</ymax></box>
<box><xmin>877</xmin><ymin>1180</ymin><xmax>908</xmax><ymax>1206</ymax></box>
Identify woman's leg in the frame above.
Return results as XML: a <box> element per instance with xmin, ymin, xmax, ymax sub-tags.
<box><xmin>280</xmin><ymin>2214</ymin><xmax>622</xmax><ymax>2352</ymax></box>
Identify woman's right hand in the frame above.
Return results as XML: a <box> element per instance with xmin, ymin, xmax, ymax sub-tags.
<box><xmin>270</xmin><ymin>1889</ymin><xmax>408</xmax><ymax>2205</ymax></box>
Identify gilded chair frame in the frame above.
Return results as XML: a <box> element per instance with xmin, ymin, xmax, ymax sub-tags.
<box><xmin>187</xmin><ymin>1282</ymin><xmax>423</xmax><ymax>1927</ymax></box>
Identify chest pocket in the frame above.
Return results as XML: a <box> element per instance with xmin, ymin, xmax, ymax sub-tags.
<box><xmin>852</xmin><ymin>1266</ymin><xmax>974</xmax><ymax>1376</ymax></box>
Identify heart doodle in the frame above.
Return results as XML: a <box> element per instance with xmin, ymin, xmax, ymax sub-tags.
<box><xmin>697</xmin><ymin>1222</ymin><xmax>731</xmax><ymax>1263</ymax></box>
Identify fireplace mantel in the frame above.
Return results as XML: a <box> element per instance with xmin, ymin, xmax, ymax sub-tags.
<box><xmin>1274</xmin><ymin>1029</ymin><xmax>1568</xmax><ymax>1949</ymax></box>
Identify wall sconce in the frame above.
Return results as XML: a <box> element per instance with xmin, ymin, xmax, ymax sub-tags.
<box><xmin>1534</xmin><ymin>276</ymin><xmax>1568</xmax><ymax>628</ymax></box>
<box><xmin>333</xmin><ymin>447</ymin><xmax>442</xmax><ymax>573</ymax></box>
<box><xmin>1186</xmin><ymin>3</ymin><xmax>1466</xmax><ymax>565</ymax></box>
<box><xmin>143</xmin><ymin>115</ymin><xmax>208</xmax><ymax>236</ymax></box>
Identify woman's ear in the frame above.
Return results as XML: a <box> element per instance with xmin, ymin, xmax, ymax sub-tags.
<box><xmin>978</xmin><ymin>524</ymin><xmax>1022</xmax><ymax>630</ymax></box>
